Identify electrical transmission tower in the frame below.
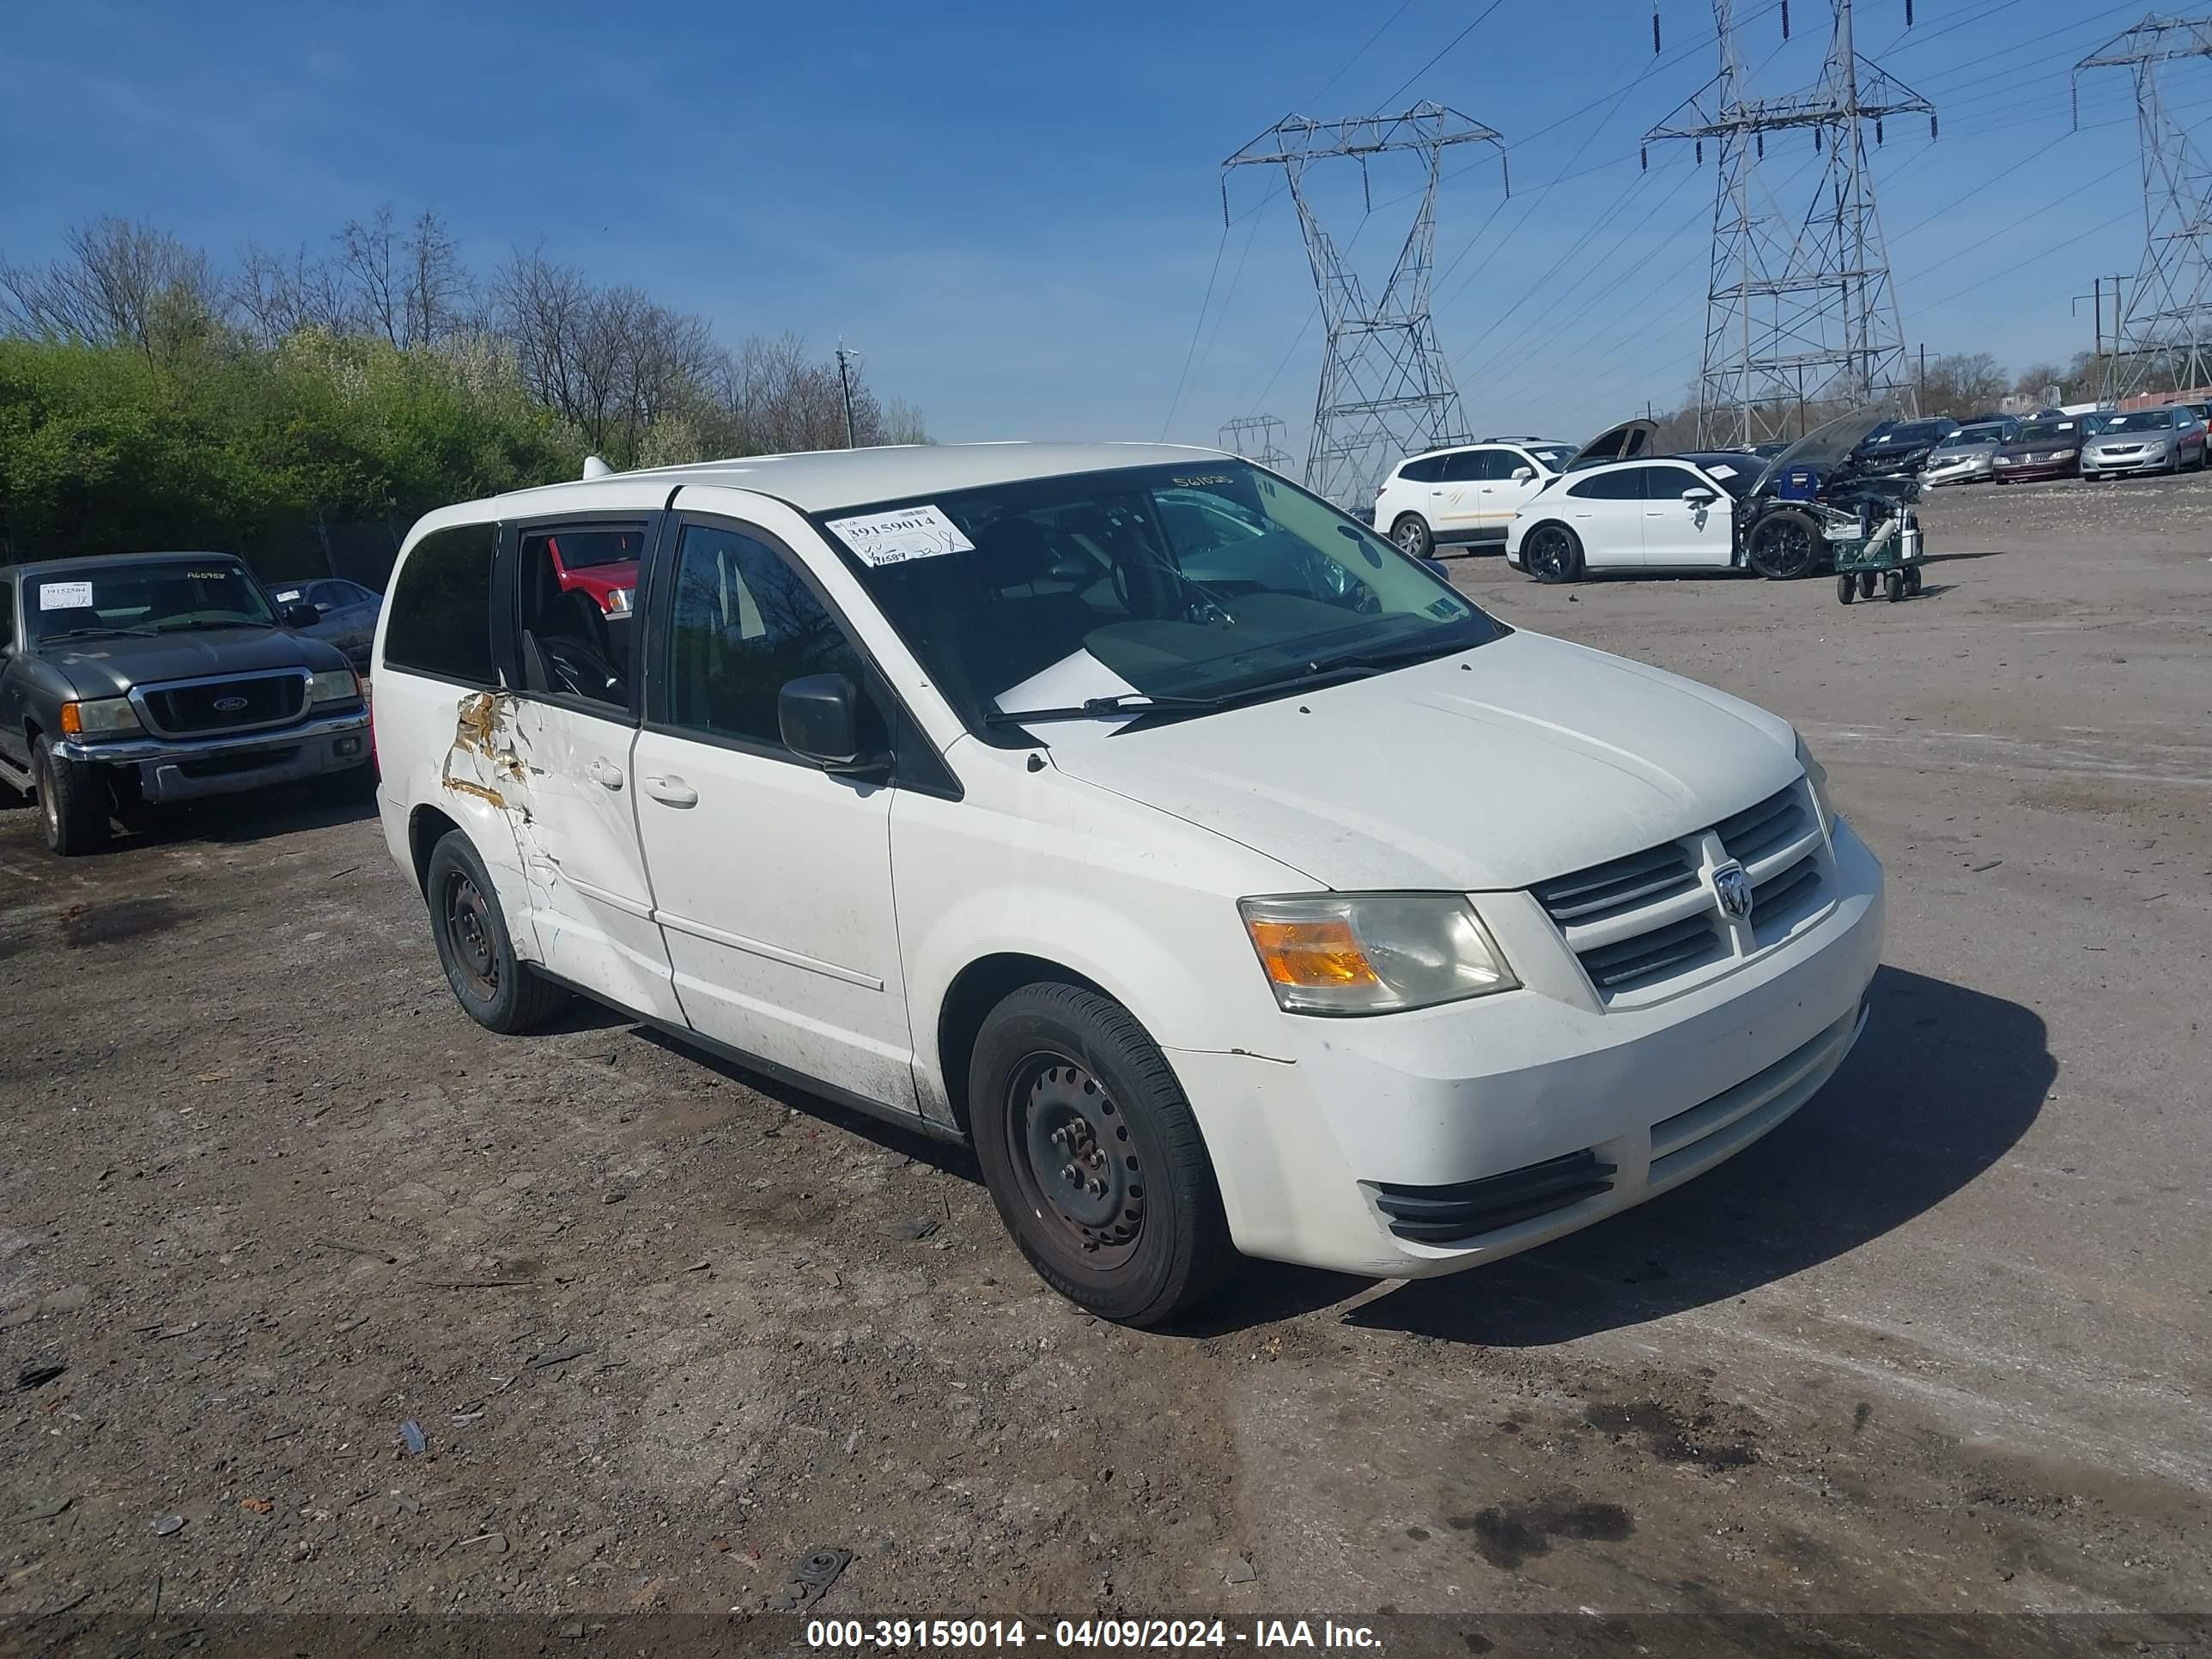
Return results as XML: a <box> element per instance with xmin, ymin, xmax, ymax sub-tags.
<box><xmin>1218</xmin><ymin>414</ymin><xmax>1293</xmax><ymax>470</ymax></box>
<box><xmin>1223</xmin><ymin>104</ymin><xmax>1505</xmax><ymax>507</ymax></box>
<box><xmin>1646</xmin><ymin>1</ymin><xmax>1932</xmax><ymax>447</ymax></box>
<box><xmin>2075</xmin><ymin>16</ymin><xmax>2212</xmax><ymax>401</ymax></box>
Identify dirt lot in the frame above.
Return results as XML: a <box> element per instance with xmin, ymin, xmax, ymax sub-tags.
<box><xmin>2</xmin><ymin>471</ymin><xmax>2208</xmax><ymax>1651</ymax></box>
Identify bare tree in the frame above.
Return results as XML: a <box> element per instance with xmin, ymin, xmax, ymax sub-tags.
<box><xmin>402</xmin><ymin>209</ymin><xmax>471</xmax><ymax>347</ymax></box>
<box><xmin>337</xmin><ymin>206</ymin><xmax>404</xmax><ymax>347</ymax></box>
<box><xmin>0</xmin><ymin>216</ymin><xmax>222</xmax><ymax>359</ymax></box>
<box><xmin>230</xmin><ymin>240</ymin><xmax>355</xmax><ymax>345</ymax></box>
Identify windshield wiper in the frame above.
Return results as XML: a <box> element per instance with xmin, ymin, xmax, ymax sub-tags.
<box><xmin>153</xmin><ymin>618</ymin><xmax>267</xmax><ymax>633</ymax></box>
<box><xmin>986</xmin><ymin>692</ymin><xmax>1225</xmax><ymax>726</ymax></box>
<box><xmin>40</xmin><ymin>625</ymin><xmax>158</xmax><ymax>641</ymax></box>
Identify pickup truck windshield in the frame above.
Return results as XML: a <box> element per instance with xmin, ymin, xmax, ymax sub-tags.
<box><xmin>27</xmin><ymin>562</ymin><xmax>275</xmax><ymax>644</ymax></box>
<box><xmin>816</xmin><ymin>461</ymin><xmax>1502</xmax><ymax>729</ymax></box>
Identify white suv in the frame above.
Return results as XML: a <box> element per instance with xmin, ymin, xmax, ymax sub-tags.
<box><xmin>1372</xmin><ymin>438</ymin><xmax>1577</xmax><ymax>557</ymax></box>
<box><xmin>374</xmin><ymin>443</ymin><xmax>1882</xmax><ymax>1327</ymax></box>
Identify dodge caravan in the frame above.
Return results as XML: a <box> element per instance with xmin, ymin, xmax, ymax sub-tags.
<box><xmin>373</xmin><ymin>444</ymin><xmax>1883</xmax><ymax>1326</ymax></box>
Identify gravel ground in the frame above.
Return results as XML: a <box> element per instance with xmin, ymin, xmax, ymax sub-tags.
<box><xmin>1</xmin><ymin>471</ymin><xmax>2207</xmax><ymax>1651</ymax></box>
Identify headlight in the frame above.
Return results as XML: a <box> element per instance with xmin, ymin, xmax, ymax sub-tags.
<box><xmin>308</xmin><ymin>668</ymin><xmax>360</xmax><ymax>705</ymax></box>
<box><xmin>605</xmin><ymin>586</ymin><xmax>635</xmax><ymax>617</ymax></box>
<box><xmin>58</xmin><ymin>696</ymin><xmax>142</xmax><ymax>738</ymax></box>
<box><xmin>1238</xmin><ymin>893</ymin><xmax>1517</xmax><ymax>1016</ymax></box>
<box><xmin>1795</xmin><ymin>732</ymin><xmax>1836</xmax><ymax>836</ymax></box>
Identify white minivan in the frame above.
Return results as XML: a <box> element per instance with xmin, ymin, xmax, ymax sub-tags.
<box><xmin>373</xmin><ymin>443</ymin><xmax>1882</xmax><ymax>1327</ymax></box>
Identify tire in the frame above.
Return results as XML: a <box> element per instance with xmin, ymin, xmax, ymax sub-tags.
<box><xmin>423</xmin><ymin>830</ymin><xmax>569</xmax><ymax>1034</ymax></box>
<box><xmin>1523</xmin><ymin>523</ymin><xmax>1583</xmax><ymax>584</ymax></box>
<box><xmin>1748</xmin><ymin>511</ymin><xmax>1820</xmax><ymax>580</ymax></box>
<box><xmin>1885</xmin><ymin>570</ymin><xmax>1905</xmax><ymax>603</ymax></box>
<box><xmin>968</xmin><ymin>982</ymin><xmax>1236</xmax><ymax>1328</ymax></box>
<box><xmin>1837</xmin><ymin>574</ymin><xmax>1856</xmax><ymax>605</ymax></box>
<box><xmin>1390</xmin><ymin>514</ymin><xmax>1434</xmax><ymax>559</ymax></box>
<box><xmin>1905</xmin><ymin>566</ymin><xmax>1923</xmax><ymax>596</ymax></box>
<box><xmin>31</xmin><ymin>737</ymin><xmax>111</xmax><ymax>856</ymax></box>
<box><xmin>1859</xmin><ymin>570</ymin><xmax>1877</xmax><ymax>599</ymax></box>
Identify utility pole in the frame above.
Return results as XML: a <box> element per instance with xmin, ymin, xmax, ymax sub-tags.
<box><xmin>1646</xmin><ymin>1</ymin><xmax>1934</xmax><ymax>447</ymax></box>
<box><xmin>835</xmin><ymin>341</ymin><xmax>860</xmax><ymax>448</ymax></box>
<box><xmin>1224</xmin><ymin>104</ymin><xmax>1507</xmax><ymax>508</ymax></box>
<box><xmin>2075</xmin><ymin>21</ymin><xmax>2212</xmax><ymax>399</ymax></box>
<box><xmin>1218</xmin><ymin>414</ymin><xmax>1293</xmax><ymax>470</ymax></box>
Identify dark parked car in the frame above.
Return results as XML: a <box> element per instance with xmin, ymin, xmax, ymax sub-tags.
<box><xmin>0</xmin><ymin>552</ymin><xmax>373</xmax><ymax>854</ymax></box>
<box><xmin>268</xmin><ymin>575</ymin><xmax>382</xmax><ymax>669</ymax></box>
<box><xmin>1992</xmin><ymin>416</ymin><xmax>2094</xmax><ymax>483</ymax></box>
<box><xmin>1851</xmin><ymin>417</ymin><xmax>1960</xmax><ymax>479</ymax></box>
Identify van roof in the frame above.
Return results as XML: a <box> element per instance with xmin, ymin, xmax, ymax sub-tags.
<box><xmin>477</xmin><ymin>441</ymin><xmax>1234</xmax><ymax>518</ymax></box>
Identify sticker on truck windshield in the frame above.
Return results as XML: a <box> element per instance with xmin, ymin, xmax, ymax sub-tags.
<box><xmin>38</xmin><ymin>581</ymin><xmax>94</xmax><ymax>611</ymax></box>
<box><xmin>273</xmin><ymin>588</ymin><xmax>302</xmax><ymax>603</ymax></box>
<box><xmin>827</xmin><ymin>504</ymin><xmax>975</xmax><ymax>568</ymax></box>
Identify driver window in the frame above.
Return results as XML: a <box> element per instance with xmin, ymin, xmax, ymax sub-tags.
<box><xmin>516</xmin><ymin>525</ymin><xmax>639</xmax><ymax>711</ymax></box>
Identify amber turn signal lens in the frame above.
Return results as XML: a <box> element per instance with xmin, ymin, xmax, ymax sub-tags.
<box><xmin>1244</xmin><ymin>916</ymin><xmax>1382</xmax><ymax>989</ymax></box>
<box><xmin>58</xmin><ymin>702</ymin><xmax>82</xmax><ymax>736</ymax></box>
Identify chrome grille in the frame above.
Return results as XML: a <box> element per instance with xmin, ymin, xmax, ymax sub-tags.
<box><xmin>1532</xmin><ymin>780</ymin><xmax>1833</xmax><ymax>1002</ymax></box>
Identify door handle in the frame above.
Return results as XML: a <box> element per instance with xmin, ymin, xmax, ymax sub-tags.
<box><xmin>586</xmin><ymin>757</ymin><xmax>625</xmax><ymax>791</ymax></box>
<box><xmin>643</xmin><ymin>775</ymin><xmax>698</xmax><ymax>808</ymax></box>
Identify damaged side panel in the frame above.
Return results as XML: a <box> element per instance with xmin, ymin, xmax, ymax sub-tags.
<box><xmin>448</xmin><ymin>690</ymin><xmax>684</xmax><ymax>1024</ymax></box>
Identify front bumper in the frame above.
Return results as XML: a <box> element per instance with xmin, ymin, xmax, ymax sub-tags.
<box><xmin>1170</xmin><ymin>817</ymin><xmax>1884</xmax><ymax>1278</ymax></box>
<box><xmin>55</xmin><ymin>708</ymin><xmax>371</xmax><ymax>803</ymax></box>
<box><xmin>2081</xmin><ymin>447</ymin><xmax>2177</xmax><ymax>474</ymax></box>
<box><xmin>1993</xmin><ymin>457</ymin><xmax>2077</xmax><ymax>482</ymax></box>
<box><xmin>1923</xmin><ymin>456</ymin><xmax>1992</xmax><ymax>484</ymax></box>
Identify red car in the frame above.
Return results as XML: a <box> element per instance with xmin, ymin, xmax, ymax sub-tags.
<box><xmin>544</xmin><ymin>528</ymin><xmax>643</xmax><ymax>615</ymax></box>
<box><xmin>1991</xmin><ymin>416</ymin><xmax>2092</xmax><ymax>483</ymax></box>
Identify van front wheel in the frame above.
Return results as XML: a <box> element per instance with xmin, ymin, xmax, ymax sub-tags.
<box><xmin>969</xmin><ymin>983</ymin><xmax>1236</xmax><ymax>1328</ymax></box>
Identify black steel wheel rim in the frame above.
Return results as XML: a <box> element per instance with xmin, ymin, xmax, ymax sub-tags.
<box><xmin>442</xmin><ymin>871</ymin><xmax>500</xmax><ymax>1000</ymax></box>
<box><xmin>1528</xmin><ymin>528</ymin><xmax>1569</xmax><ymax>578</ymax></box>
<box><xmin>1762</xmin><ymin>521</ymin><xmax>1814</xmax><ymax>577</ymax></box>
<box><xmin>1007</xmin><ymin>1052</ymin><xmax>1145</xmax><ymax>1269</ymax></box>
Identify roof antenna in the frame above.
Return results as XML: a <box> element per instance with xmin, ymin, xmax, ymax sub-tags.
<box><xmin>580</xmin><ymin>455</ymin><xmax>615</xmax><ymax>480</ymax></box>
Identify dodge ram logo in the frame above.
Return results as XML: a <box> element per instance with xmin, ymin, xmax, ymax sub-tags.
<box><xmin>1711</xmin><ymin>860</ymin><xmax>1755</xmax><ymax>922</ymax></box>
<box><xmin>212</xmin><ymin>696</ymin><xmax>249</xmax><ymax>712</ymax></box>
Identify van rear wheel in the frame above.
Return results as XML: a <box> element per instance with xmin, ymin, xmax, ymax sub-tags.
<box><xmin>424</xmin><ymin>830</ymin><xmax>569</xmax><ymax>1034</ymax></box>
<box><xmin>968</xmin><ymin>983</ymin><xmax>1236</xmax><ymax>1328</ymax></box>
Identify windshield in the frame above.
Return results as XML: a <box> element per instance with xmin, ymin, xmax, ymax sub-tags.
<box><xmin>1865</xmin><ymin>420</ymin><xmax>1954</xmax><ymax>447</ymax></box>
<box><xmin>1948</xmin><ymin>424</ymin><xmax>2008</xmax><ymax>446</ymax></box>
<box><xmin>2015</xmin><ymin>422</ymin><xmax>2078</xmax><ymax>443</ymax></box>
<box><xmin>2100</xmin><ymin>410</ymin><xmax>2175</xmax><ymax>432</ymax></box>
<box><xmin>1680</xmin><ymin>455</ymin><xmax>1759</xmax><ymax>498</ymax></box>
<box><xmin>27</xmin><ymin>561</ymin><xmax>275</xmax><ymax>643</ymax></box>
<box><xmin>1526</xmin><ymin>445</ymin><xmax>1575</xmax><ymax>470</ymax></box>
<box><xmin>816</xmin><ymin>461</ymin><xmax>1502</xmax><ymax>729</ymax></box>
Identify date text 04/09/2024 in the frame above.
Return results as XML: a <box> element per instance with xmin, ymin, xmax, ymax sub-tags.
<box><xmin>804</xmin><ymin>1620</ymin><xmax>1382</xmax><ymax>1650</ymax></box>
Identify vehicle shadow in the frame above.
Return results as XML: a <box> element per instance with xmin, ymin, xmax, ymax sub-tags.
<box><xmin>1922</xmin><ymin>548</ymin><xmax>2009</xmax><ymax>563</ymax></box>
<box><xmin>98</xmin><ymin>784</ymin><xmax>380</xmax><ymax>854</ymax></box>
<box><xmin>1330</xmin><ymin>963</ymin><xmax>2051</xmax><ymax>1346</ymax></box>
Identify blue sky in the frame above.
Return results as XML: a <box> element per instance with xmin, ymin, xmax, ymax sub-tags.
<box><xmin>0</xmin><ymin>0</ymin><xmax>2188</xmax><ymax>453</ymax></box>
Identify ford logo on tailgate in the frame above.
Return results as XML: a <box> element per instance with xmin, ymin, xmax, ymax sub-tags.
<box><xmin>212</xmin><ymin>696</ymin><xmax>250</xmax><ymax>713</ymax></box>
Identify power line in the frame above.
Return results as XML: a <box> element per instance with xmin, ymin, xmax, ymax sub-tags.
<box><xmin>1158</xmin><ymin>223</ymin><xmax>1228</xmax><ymax>439</ymax></box>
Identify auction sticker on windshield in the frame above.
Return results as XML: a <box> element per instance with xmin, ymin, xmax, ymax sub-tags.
<box><xmin>828</xmin><ymin>505</ymin><xmax>975</xmax><ymax>568</ymax></box>
<box><xmin>39</xmin><ymin>582</ymin><xmax>94</xmax><ymax>611</ymax></box>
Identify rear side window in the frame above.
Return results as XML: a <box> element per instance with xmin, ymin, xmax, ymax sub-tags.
<box><xmin>1566</xmin><ymin>468</ymin><xmax>1644</xmax><ymax>501</ymax></box>
<box><xmin>1398</xmin><ymin>455</ymin><xmax>1447</xmax><ymax>483</ymax></box>
<box><xmin>0</xmin><ymin>577</ymin><xmax>14</xmax><ymax>651</ymax></box>
<box><xmin>384</xmin><ymin>523</ymin><xmax>496</xmax><ymax>684</ymax></box>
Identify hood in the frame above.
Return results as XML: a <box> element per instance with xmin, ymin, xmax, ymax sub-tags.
<box><xmin>2082</xmin><ymin>424</ymin><xmax>2174</xmax><ymax>447</ymax></box>
<box><xmin>1999</xmin><ymin>425</ymin><xmax>2087</xmax><ymax>456</ymax></box>
<box><xmin>1559</xmin><ymin>416</ymin><xmax>1657</xmax><ymax>474</ymax></box>
<box><xmin>44</xmin><ymin>624</ymin><xmax>343</xmax><ymax>699</ymax></box>
<box><xmin>1748</xmin><ymin>410</ymin><xmax>1896</xmax><ymax>498</ymax></box>
<box><xmin>1041</xmin><ymin>632</ymin><xmax>1802</xmax><ymax>892</ymax></box>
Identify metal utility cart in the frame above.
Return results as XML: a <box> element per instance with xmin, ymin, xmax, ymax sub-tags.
<box><xmin>1831</xmin><ymin>502</ymin><xmax>1925</xmax><ymax>603</ymax></box>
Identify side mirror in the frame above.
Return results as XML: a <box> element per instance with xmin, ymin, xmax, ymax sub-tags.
<box><xmin>281</xmin><ymin>602</ymin><xmax>320</xmax><ymax>629</ymax></box>
<box><xmin>779</xmin><ymin>672</ymin><xmax>884</xmax><ymax>773</ymax></box>
<box><xmin>1682</xmin><ymin>487</ymin><xmax>1717</xmax><ymax>507</ymax></box>
<box><xmin>1510</xmin><ymin>466</ymin><xmax>1535</xmax><ymax>483</ymax></box>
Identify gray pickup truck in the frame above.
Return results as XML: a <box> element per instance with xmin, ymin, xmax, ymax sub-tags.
<box><xmin>0</xmin><ymin>552</ymin><xmax>374</xmax><ymax>855</ymax></box>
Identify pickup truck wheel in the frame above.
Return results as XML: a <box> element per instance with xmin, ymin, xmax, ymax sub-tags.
<box><xmin>32</xmin><ymin>738</ymin><xmax>111</xmax><ymax>856</ymax></box>
<box><xmin>424</xmin><ymin>830</ymin><xmax>569</xmax><ymax>1034</ymax></box>
<box><xmin>968</xmin><ymin>983</ymin><xmax>1236</xmax><ymax>1328</ymax></box>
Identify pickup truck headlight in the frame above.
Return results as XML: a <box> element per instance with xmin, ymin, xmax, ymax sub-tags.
<box><xmin>58</xmin><ymin>696</ymin><xmax>143</xmax><ymax>738</ymax></box>
<box><xmin>307</xmin><ymin>668</ymin><xmax>361</xmax><ymax>705</ymax></box>
<box><xmin>1796</xmin><ymin>732</ymin><xmax>1836</xmax><ymax>836</ymax></box>
<box><xmin>605</xmin><ymin>586</ymin><xmax>635</xmax><ymax>617</ymax></box>
<box><xmin>1238</xmin><ymin>893</ymin><xmax>1517</xmax><ymax>1016</ymax></box>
